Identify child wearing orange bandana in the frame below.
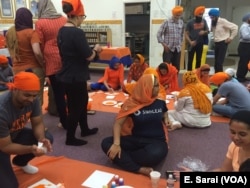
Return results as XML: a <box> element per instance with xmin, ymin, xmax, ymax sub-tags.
<box><xmin>0</xmin><ymin>55</ymin><xmax>13</xmax><ymax>91</ymax></box>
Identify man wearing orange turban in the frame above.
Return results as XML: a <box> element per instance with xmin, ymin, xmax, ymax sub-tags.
<box><xmin>157</xmin><ymin>6</ymin><xmax>184</xmax><ymax>72</ymax></box>
<box><xmin>210</xmin><ymin>72</ymin><xmax>250</xmax><ymax>118</ymax></box>
<box><xmin>194</xmin><ymin>6</ymin><xmax>205</xmax><ymax>16</ymax></box>
<box><xmin>0</xmin><ymin>71</ymin><xmax>53</xmax><ymax>188</ymax></box>
<box><xmin>0</xmin><ymin>55</ymin><xmax>13</xmax><ymax>91</ymax></box>
<box><xmin>185</xmin><ymin>6</ymin><xmax>209</xmax><ymax>71</ymax></box>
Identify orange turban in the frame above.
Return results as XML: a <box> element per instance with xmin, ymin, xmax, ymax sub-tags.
<box><xmin>248</xmin><ymin>61</ymin><xmax>250</xmax><ymax>70</ymax></box>
<box><xmin>172</xmin><ymin>6</ymin><xmax>184</xmax><ymax>16</ymax></box>
<box><xmin>62</xmin><ymin>0</ymin><xmax>84</xmax><ymax>16</ymax></box>
<box><xmin>194</xmin><ymin>6</ymin><xmax>205</xmax><ymax>16</ymax></box>
<box><xmin>209</xmin><ymin>72</ymin><xmax>229</xmax><ymax>86</ymax></box>
<box><xmin>0</xmin><ymin>55</ymin><xmax>8</xmax><ymax>64</ymax></box>
<box><xmin>7</xmin><ymin>72</ymin><xmax>40</xmax><ymax>91</ymax></box>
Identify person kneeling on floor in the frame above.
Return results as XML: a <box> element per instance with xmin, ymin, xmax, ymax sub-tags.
<box><xmin>0</xmin><ymin>72</ymin><xmax>53</xmax><ymax>188</ymax></box>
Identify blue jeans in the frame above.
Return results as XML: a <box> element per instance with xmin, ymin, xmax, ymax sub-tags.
<box><xmin>101</xmin><ymin>136</ymin><xmax>168</xmax><ymax>172</ymax></box>
<box><xmin>90</xmin><ymin>82</ymin><xmax>108</xmax><ymax>91</ymax></box>
<box><xmin>0</xmin><ymin>128</ymin><xmax>53</xmax><ymax>188</ymax></box>
<box><xmin>213</xmin><ymin>104</ymin><xmax>238</xmax><ymax>118</ymax></box>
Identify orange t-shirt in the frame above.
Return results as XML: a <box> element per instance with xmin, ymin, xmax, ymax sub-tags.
<box><xmin>13</xmin><ymin>29</ymin><xmax>42</xmax><ymax>73</ymax></box>
<box><xmin>98</xmin><ymin>64</ymin><xmax>124</xmax><ymax>89</ymax></box>
<box><xmin>226</xmin><ymin>142</ymin><xmax>240</xmax><ymax>171</ymax></box>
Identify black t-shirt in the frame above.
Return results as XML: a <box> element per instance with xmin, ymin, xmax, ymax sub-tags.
<box><xmin>130</xmin><ymin>99</ymin><xmax>168</xmax><ymax>141</ymax></box>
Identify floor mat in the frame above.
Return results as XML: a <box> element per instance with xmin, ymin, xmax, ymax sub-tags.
<box><xmin>15</xmin><ymin>155</ymin><xmax>171</xmax><ymax>188</ymax></box>
<box><xmin>43</xmin><ymin>90</ymin><xmax>230</xmax><ymax>123</ymax></box>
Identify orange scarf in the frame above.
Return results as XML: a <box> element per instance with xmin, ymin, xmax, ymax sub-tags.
<box><xmin>124</xmin><ymin>67</ymin><xmax>166</xmax><ymax>100</ymax></box>
<box><xmin>193</xmin><ymin>64</ymin><xmax>210</xmax><ymax>86</ymax></box>
<box><xmin>178</xmin><ymin>71</ymin><xmax>212</xmax><ymax>114</ymax></box>
<box><xmin>156</xmin><ymin>63</ymin><xmax>179</xmax><ymax>93</ymax></box>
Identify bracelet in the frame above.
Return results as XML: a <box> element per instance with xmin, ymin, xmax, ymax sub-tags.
<box><xmin>113</xmin><ymin>143</ymin><xmax>120</xmax><ymax>146</ymax></box>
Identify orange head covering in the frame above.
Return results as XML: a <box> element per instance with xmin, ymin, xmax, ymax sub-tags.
<box><xmin>62</xmin><ymin>0</ymin><xmax>84</xmax><ymax>16</ymax></box>
<box><xmin>194</xmin><ymin>6</ymin><xmax>205</xmax><ymax>16</ymax></box>
<box><xmin>7</xmin><ymin>72</ymin><xmax>40</xmax><ymax>91</ymax></box>
<box><xmin>117</xmin><ymin>74</ymin><xmax>157</xmax><ymax>120</ymax></box>
<box><xmin>209</xmin><ymin>72</ymin><xmax>229</xmax><ymax>86</ymax></box>
<box><xmin>179</xmin><ymin>71</ymin><xmax>212</xmax><ymax>114</ymax></box>
<box><xmin>0</xmin><ymin>55</ymin><xmax>8</xmax><ymax>64</ymax></box>
<box><xmin>172</xmin><ymin>6</ymin><xmax>184</xmax><ymax>16</ymax></box>
<box><xmin>193</xmin><ymin>64</ymin><xmax>210</xmax><ymax>86</ymax></box>
<box><xmin>248</xmin><ymin>61</ymin><xmax>250</xmax><ymax>71</ymax></box>
<box><xmin>124</xmin><ymin>67</ymin><xmax>166</xmax><ymax>100</ymax></box>
<box><xmin>135</xmin><ymin>54</ymin><xmax>145</xmax><ymax>65</ymax></box>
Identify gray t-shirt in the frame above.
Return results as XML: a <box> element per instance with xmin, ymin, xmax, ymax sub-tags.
<box><xmin>218</xmin><ymin>81</ymin><xmax>250</xmax><ymax>110</ymax></box>
<box><xmin>0</xmin><ymin>91</ymin><xmax>41</xmax><ymax>139</ymax></box>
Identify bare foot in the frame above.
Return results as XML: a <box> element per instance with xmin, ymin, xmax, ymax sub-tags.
<box><xmin>168</xmin><ymin>124</ymin><xmax>182</xmax><ymax>131</ymax></box>
<box><xmin>138</xmin><ymin>167</ymin><xmax>153</xmax><ymax>176</ymax></box>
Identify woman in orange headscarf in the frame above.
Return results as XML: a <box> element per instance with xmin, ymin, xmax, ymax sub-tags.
<box><xmin>126</xmin><ymin>54</ymin><xmax>148</xmax><ymax>83</ymax></box>
<box><xmin>168</xmin><ymin>71</ymin><xmax>212</xmax><ymax>131</ymax></box>
<box><xmin>193</xmin><ymin>64</ymin><xmax>210</xmax><ymax>86</ymax></box>
<box><xmin>124</xmin><ymin>67</ymin><xmax>166</xmax><ymax>100</ymax></box>
<box><xmin>156</xmin><ymin>62</ymin><xmax>179</xmax><ymax>93</ymax></box>
<box><xmin>101</xmin><ymin>74</ymin><xmax>169</xmax><ymax>176</ymax></box>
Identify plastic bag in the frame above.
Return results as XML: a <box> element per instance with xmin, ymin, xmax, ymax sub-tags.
<box><xmin>177</xmin><ymin>156</ymin><xmax>209</xmax><ymax>172</ymax></box>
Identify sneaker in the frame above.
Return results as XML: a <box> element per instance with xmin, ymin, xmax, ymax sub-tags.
<box><xmin>21</xmin><ymin>164</ymin><xmax>39</xmax><ymax>174</ymax></box>
<box><xmin>81</xmin><ymin>128</ymin><xmax>98</xmax><ymax>137</ymax></box>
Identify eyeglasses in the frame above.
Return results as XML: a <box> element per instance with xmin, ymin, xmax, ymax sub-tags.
<box><xmin>80</xmin><ymin>15</ymin><xmax>87</xmax><ymax>19</ymax></box>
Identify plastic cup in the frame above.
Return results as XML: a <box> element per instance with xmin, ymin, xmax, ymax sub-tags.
<box><xmin>150</xmin><ymin>171</ymin><xmax>161</xmax><ymax>188</ymax></box>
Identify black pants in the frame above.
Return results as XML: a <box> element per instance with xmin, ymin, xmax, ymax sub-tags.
<box><xmin>0</xmin><ymin>128</ymin><xmax>53</xmax><ymax>188</ymax></box>
<box><xmin>214</xmin><ymin>41</ymin><xmax>228</xmax><ymax>73</ymax></box>
<box><xmin>187</xmin><ymin>42</ymin><xmax>204</xmax><ymax>71</ymax></box>
<box><xmin>101</xmin><ymin>136</ymin><xmax>168</xmax><ymax>172</ymax></box>
<box><xmin>162</xmin><ymin>49</ymin><xmax>180</xmax><ymax>72</ymax></box>
<box><xmin>236</xmin><ymin>42</ymin><xmax>250</xmax><ymax>82</ymax></box>
<box><xmin>63</xmin><ymin>81</ymin><xmax>89</xmax><ymax>139</ymax></box>
<box><xmin>49</xmin><ymin>75</ymin><xmax>67</xmax><ymax>128</ymax></box>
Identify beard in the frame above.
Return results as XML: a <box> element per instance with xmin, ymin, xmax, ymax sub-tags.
<box><xmin>212</xmin><ymin>18</ymin><xmax>218</xmax><ymax>27</ymax></box>
<box><xmin>195</xmin><ymin>16</ymin><xmax>202</xmax><ymax>23</ymax></box>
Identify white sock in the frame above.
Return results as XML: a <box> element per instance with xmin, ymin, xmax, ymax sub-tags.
<box><xmin>21</xmin><ymin>164</ymin><xmax>39</xmax><ymax>174</ymax></box>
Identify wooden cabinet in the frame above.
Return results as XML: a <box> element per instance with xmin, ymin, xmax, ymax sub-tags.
<box><xmin>83</xmin><ymin>28</ymin><xmax>112</xmax><ymax>47</ymax></box>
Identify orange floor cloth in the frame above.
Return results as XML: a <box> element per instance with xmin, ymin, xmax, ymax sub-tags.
<box><xmin>89</xmin><ymin>91</ymin><xmax>230</xmax><ymax>123</ymax></box>
<box><xmin>15</xmin><ymin>155</ymin><xmax>179</xmax><ymax>188</ymax></box>
<box><xmin>43</xmin><ymin>89</ymin><xmax>229</xmax><ymax>123</ymax></box>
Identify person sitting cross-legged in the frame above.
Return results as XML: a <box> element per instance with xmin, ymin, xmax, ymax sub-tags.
<box><xmin>90</xmin><ymin>56</ymin><xmax>124</xmax><ymax>92</ymax></box>
<box><xmin>101</xmin><ymin>74</ymin><xmax>169</xmax><ymax>176</ymax></box>
<box><xmin>168</xmin><ymin>71</ymin><xmax>213</xmax><ymax>131</ymax></box>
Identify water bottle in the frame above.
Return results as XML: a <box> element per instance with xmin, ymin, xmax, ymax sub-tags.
<box><xmin>166</xmin><ymin>174</ymin><xmax>175</xmax><ymax>188</ymax></box>
<box><xmin>111</xmin><ymin>181</ymin><xmax>116</xmax><ymax>188</ymax></box>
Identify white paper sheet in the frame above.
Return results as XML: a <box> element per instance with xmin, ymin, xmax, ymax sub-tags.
<box><xmin>28</xmin><ymin>178</ymin><xmax>57</xmax><ymax>188</ymax></box>
<box><xmin>81</xmin><ymin>170</ymin><xmax>115</xmax><ymax>188</ymax></box>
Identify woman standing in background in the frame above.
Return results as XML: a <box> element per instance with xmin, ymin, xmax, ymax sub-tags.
<box><xmin>57</xmin><ymin>0</ymin><xmax>102</xmax><ymax>146</ymax></box>
<box><xmin>35</xmin><ymin>0</ymin><xmax>68</xmax><ymax>129</ymax></box>
<box><xmin>5</xmin><ymin>8</ymin><xmax>45</xmax><ymax>105</ymax></box>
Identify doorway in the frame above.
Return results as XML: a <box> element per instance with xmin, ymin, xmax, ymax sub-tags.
<box><xmin>124</xmin><ymin>1</ymin><xmax>150</xmax><ymax>59</ymax></box>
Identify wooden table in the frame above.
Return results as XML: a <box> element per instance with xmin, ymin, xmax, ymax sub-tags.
<box><xmin>97</xmin><ymin>47</ymin><xmax>133</xmax><ymax>67</ymax></box>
